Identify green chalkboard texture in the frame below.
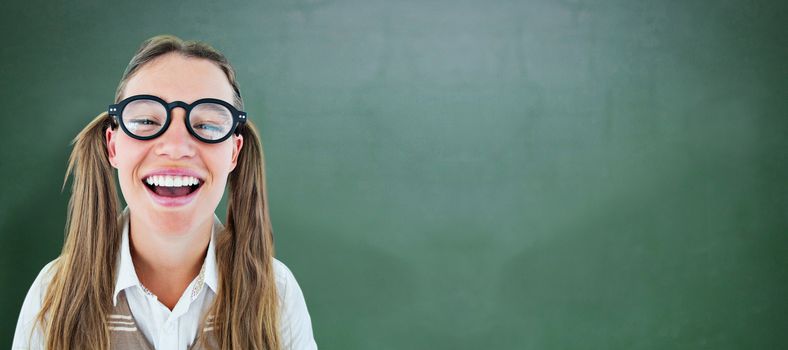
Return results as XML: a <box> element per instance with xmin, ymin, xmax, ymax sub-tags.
<box><xmin>1</xmin><ymin>0</ymin><xmax>786</xmax><ymax>349</ymax></box>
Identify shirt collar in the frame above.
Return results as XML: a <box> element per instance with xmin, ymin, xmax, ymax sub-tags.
<box><xmin>113</xmin><ymin>207</ymin><xmax>223</xmax><ymax>306</ymax></box>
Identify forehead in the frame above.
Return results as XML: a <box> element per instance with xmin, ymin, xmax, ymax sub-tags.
<box><xmin>122</xmin><ymin>53</ymin><xmax>235</xmax><ymax>104</ymax></box>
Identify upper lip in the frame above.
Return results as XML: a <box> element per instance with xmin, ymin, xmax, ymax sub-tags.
<box><xmin>141</xmin><ymin>168</ymin><xmax>206</xmax><ymax>181</ymax></box>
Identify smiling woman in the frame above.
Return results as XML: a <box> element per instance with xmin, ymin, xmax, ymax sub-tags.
<box><xmin>11</xmin><ymin>35</ymin><xmax>317</xmax><ymax>350</ymax></box>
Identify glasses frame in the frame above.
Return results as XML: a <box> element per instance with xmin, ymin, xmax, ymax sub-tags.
<box><xmin>108</xmin><ymin>94</ymin><xmax>247</xmax><ymax>144</ymax></box>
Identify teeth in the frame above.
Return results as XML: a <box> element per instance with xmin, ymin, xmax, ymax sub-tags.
<box><xmin>145</xmin><ymin>175</ymin><xmax>201</xmax><ymax>187</ymax></box>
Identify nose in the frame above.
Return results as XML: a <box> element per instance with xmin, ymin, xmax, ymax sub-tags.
<box><xmin>153</xmin><ymin>107</ymin><xmax>196</xmax><ymax>159</ymax></box>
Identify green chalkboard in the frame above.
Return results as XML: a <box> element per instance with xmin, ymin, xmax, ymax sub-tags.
<box><xmin>1</xmin><ymin>0</ymin><xmax>786</xmax><ymax>349</ymax></box>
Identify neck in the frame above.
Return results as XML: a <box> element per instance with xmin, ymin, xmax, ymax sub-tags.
<box><xmin>128</xmin><ymin>212</ymin><xmax>213</xmax><ymax>310</ymax></box>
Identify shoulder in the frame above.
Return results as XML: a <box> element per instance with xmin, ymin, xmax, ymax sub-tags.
<box><xmin>12</xmin><ymin>258</ymin><xmax>60</xmax><ymax>349</ymax></box>
<box><xmin>271</xmin><ymin>257</ymin><xmax>312</xmax><ymax>307</ymax></box>
<box><xmin>271</xmin><ymin>257</ymin><xmax>296</xmax><ymax>295</ymax></box>
<box><xmin>18</xmin><ymin>258</ymin><xmax>60</xmax><ymax>312</ymax></box>
<box><xmin>272</xmin><ymin>257</ymin><xmax>307</xmax><ymax>309</ymax></box>
<box><xmin>270</xmin><ymin>258</ymin><xmax>318</xmax><ymax>349</ymax></box>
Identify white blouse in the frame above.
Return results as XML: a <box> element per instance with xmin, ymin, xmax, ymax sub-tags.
<box><xmin>12</xmin><ymin>209</ymin><xmax>318</xmax><ymax>349</ymax></box>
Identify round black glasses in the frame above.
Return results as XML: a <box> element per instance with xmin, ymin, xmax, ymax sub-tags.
<box><xmin>108</xmin><ymin>94</ymin><xmax>247</xmax><ymax>144</ymax></box>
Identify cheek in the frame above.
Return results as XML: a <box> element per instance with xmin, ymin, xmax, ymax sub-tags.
<box><xmin>209</xmin><ymin>145</ymin><xmax>237</xmax><ymax>172</ymax></box>
<box><xmin>204</xmin><ymin>146</ymin><xmax>237</xmax><ymax>186</ymax></box>
<box><xmin>113</xmin><ymin>139</ymin><xmax>148</xmax><ymax>179</ymax></box>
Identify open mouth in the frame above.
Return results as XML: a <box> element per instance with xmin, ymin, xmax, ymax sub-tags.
<box><xmin>143</xmin><ymin>175</ymin><xmax>203</xmax><ymax>197</ymax></box>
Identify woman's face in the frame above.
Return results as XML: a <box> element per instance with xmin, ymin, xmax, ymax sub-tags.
<box><xmin>106</xmin><ymin>52</ymin><xmax>243</xmax><ymax>233</ymax></box>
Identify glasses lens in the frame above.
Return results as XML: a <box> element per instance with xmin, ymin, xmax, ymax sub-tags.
<box><xmin>190</xmin><ymin>102</ymin><xmax>234</xmax><ymax>141</ymax></box>
<box><xmin>122</xmin><ymin>99</ymin><xmax>167</xmax><ymax>137</ymax></box>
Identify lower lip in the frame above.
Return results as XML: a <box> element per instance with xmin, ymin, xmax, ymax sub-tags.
<box><xmin>143</xmin><ymin>182</ymin><xmax>201</xmax><ymax>207</ymax></box>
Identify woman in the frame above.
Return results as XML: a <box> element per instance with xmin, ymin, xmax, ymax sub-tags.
<box><xmin>12</xmin><ymin>35</ymin><xmax>317</xmax><ymax>350</ymax></box>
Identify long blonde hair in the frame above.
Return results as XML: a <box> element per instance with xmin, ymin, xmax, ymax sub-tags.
<box><xmin>36</xmin><ymin>35</ymin><xmax>280</xmax><ymax>350</ymax></box>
